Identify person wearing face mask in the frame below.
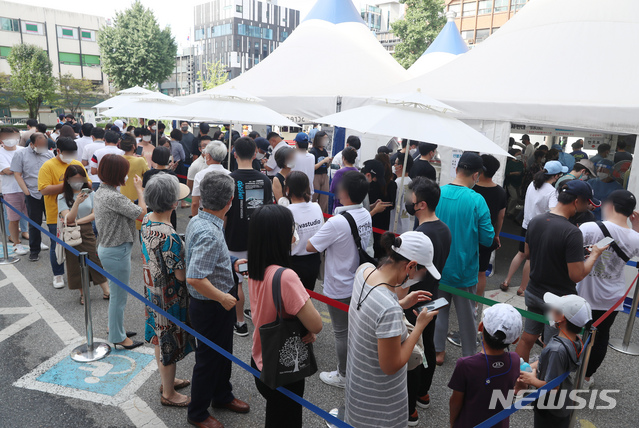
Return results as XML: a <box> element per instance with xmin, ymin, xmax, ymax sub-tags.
<box><xmin>589</xmin><ymin>160</ymin><xmax>622</xmax><ymax>220</ymax></box>
<box><xmin>190</xmin><ymin>141</ymin><xmax>230</xmax><ymax>218</ymax></box>
<box><xmin>0</xmin><ymin>127</ymin><xmax>29</xmax><ymax>255</ymax></box>
<box><xmin>329</xmin><ymin>146</ymin><xmax>358</xmax><ymax>211</ymax></box>
<box><xmin>57</xmin><ymin>165</ymin><xmax>109</xmax><ymax>304</ymax></box>
<box><xmin>410</xmin><ymin>142</ymin><xmax>438</xmax><ymax>182</ymax></box>
<box><xmin>264</xmin><ymin>131</ymin><xmax>288</xmax><ymax>178</ymax></box>
<box><xmin>90</xmin><ymin>131</ymin><xmax>124</xmax><ymax>178</ymax></box>
<box><xmin>433</xmin><ymin>152</ymin><xmax>494</xmax><ymax>365</ymax></box>
<box><xmin>290</xmin><ymin>132</ymin><xmax>315</xmax><ymax>195</ymax></box>
<box><xmin>515</xmin><ymin>180</ymin><xmax>604</xmax><ymax>363</ymax></box>
<box><xmin>403</xmin><ymin>177</ymin><xmax>450</xmax><ymax>422</ymax></box>
<box><xmin>38</xmin><ymin>136</ymin><xmax>87</xmax><ymax>289</ymax></box>
<box><xmin>390</xmin><ymin>152</ymin><xmax>414</xmax><ymax>234</ymax></box>
<box><xmin>137</xmin><ymin>128</ymin><xmax>155</xmax><ymax>168</ymax></box>
<box><xmin>345</xmin><ymin>231</ymin><xmax>440</xmax><ymax>428</ymax></box>
<box><xmin>11</xmin><ymin>132</ymin><xmax>53</xmax><ymax>262</ymax></box>
<box><xmin>186</xmin><ymin>136</ymin><xmax>213</xmax><ymax>190</ymax></box>
<box><xmin>501</xmin><ymin>160</ymin><xmax>567</xmax><ymax>296</ymax></box>
<box><xmin>505</xmin><ymin>148</ymin><xmax>524</xmax><ymax>217</ymax></box>
<box><xmin>179</xmin><ymin>121</ymin><xmax>196</xmax><ymax>158</ymax></box>
<box><xmin>555</xmin><ymin>160</ymin><xmax>595</xmax><ymax>189</ymax></box>
<box><xmin>309</xmin><ymin>131</ymin><xmax>332</xmax><ymax>212</ymax></box>
<box><xmin>82</xmin><ymin>127</ymin><xmax>107</xmax><ymax>190</ymax></box>
<box><xmin>253</xmin><ymin>136</ymin><xmax>270</xmax><ymax>171</ymax></box>
<box><xmin>272</xmin><ymin>146</ymin><xmax>295</xmax><ymax>204</ymax></box>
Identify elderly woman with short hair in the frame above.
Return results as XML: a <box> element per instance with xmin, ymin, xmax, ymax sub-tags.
<box><xmin>141</xmin><ymin>173</ymin><xmax>195</xmax><ymax>407</ymax></box>
<box><xmin>190</xmin><ymin>141</ymin><xmax>229</xmax><ymax>217</ymax></box>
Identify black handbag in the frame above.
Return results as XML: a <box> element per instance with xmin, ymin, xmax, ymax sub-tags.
<box><xmin>259</xmin><ymin>267</ymin><xmax>318</xmax><ymax>389</ymax></box>
<box><xmin>340</xmin><ymin>211</ymin><xmax>378</xmax><ymax>266</ymax></box>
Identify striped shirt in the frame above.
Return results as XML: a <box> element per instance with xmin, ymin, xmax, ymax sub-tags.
<box><xmin>345</xmin><ymin>263</ymin><xmax>408</xmax><ymax>428</ymax></box>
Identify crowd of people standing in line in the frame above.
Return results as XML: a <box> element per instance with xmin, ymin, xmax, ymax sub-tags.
<box><xmin>1</xmin><ymin>119</ymin><xmax>638</xmax><ymax>428</ymax></box>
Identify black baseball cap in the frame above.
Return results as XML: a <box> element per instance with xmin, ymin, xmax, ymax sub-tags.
<box><xmin>361</xmin><ymin>159</ymin><xmax>386</xmax><ymax>187</ymax></box>
<box><xmin>254</xmin><ymin>137</ymin><xmax>270</xmax><ymax>152</ymax></box>
<box><xmin>521</xmin><ymin>134</ymin><xmax>530</xmax><ymax>141</ymax></box>
<box><xmin>562</xmin><ymin>180</ymin><xmax>601</xmax><ymax>207</ymax></box>
<box><xmin>377</xmin><ymin>146</ymin><xmax>391</xmax><ymax>154</ymax></box>
<box><xmin>608</xmin><ymin>189</ymin><xmax>636</xmax><ymax>216</ymax></box>
<box><xmin>266</xmin><ymin>132</ymin><xmax>282</xmax><ymax>140</ymax></box>
<box><xmin>457</xmin><ymin>152</ymin><xmax>486</xmax><ymax>171</ymax></box>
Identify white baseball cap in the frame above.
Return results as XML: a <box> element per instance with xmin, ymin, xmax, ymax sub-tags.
<box><xmin>544</xmin><ymin>292</ymin><xmax>592</xmax><ymax>328</ymax></box>
<box><xmin>392</xmin><ymin>231</ymin><xmax>440</xmax><ymax>280</ymax></box>
<box><xmin>482</xmin><ymin>303</ymin><xmax>523</xmax><ymax>345</ymax></box>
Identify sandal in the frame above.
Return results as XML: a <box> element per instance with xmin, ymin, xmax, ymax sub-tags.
<box><xmin>103</xmin><ymin>293</ymin><xmax>110</xmax><ymax>300</ymax></box>
<box><xmin>499</xmin><ymin>281</ymin><xmax>509</xmax><ymax>292</ymax></box>
<box><xmin>160</xmin><ymin>394</ymin><xmax>190</xmax><ymax>407</ymax></box>
<box><xmin>517</xmin><ymin>288</ymin><xmax>525</xmax><ymax>297</ymax></box>
<box><xmin>160</xmin><ymin>379</ymin><xmax>191</xmax><ymax>394</ymax></box>
<box><xmin>79</xmin><ymin>295</ymin><xmax>84</xmax><ymax>305</ymax></box>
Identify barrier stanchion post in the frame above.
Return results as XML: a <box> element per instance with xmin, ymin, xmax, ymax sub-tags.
<box><xmin>569</xmin><ymin>327</ymin><xmax>597</xmax><ymax>428</ymax></box>
<box><xmin>609</xmin><ymin>281</ymin><xmax>639</xmax><ymax>355</ymax></box>
<box><xmin>0</xmin><ymin>196</ymin><xmax>19</xmax><ymax>265</ymax></box>
<box><xmin>71</xmin><ymin>252</ymin><xmax>111</xmax><ymax>362</ymax></box>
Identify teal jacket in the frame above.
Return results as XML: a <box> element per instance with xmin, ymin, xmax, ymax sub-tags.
<box><xmin>435</xmin><ymin>184</ymin><xmax>495</xmax><ymax>288</ymax></box>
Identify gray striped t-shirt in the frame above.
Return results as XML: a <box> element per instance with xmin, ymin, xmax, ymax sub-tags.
<box><xmin>345</xmin><ymin>263</ymin><xmax>409</xmax><ymax>428</ymax></box>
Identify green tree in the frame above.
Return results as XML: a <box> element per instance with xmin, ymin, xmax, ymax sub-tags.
<box><xmin>7</xmin><ymin>44</ymin><xmax>56</xmax><ymax>118</ymax></box>
<box><xmin>57</xmin><ymin>73</ymin><xmax>96</xmax><ymax>116</ymax></box>
<box><xmin>197</xmin><ymin>61</ymin><xmax>229</xmax><ymax>91</ymax></box>
<box><xmin>97</xmin><ymin>0</ymin><xmax>177</xmax><ymax>89</ymax></box>
<box><xmin>392</xmin><ymin>0</ymin><xmax>447</xmax><ymax>69</ymax></box>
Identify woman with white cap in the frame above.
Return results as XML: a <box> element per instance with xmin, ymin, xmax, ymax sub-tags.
<box><xmin>345</xmin><ymin>231</ymin><xmax>440</xmax><ymax>428</ymax></box>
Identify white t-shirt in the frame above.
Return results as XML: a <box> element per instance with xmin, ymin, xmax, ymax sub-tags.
<box><xmin>0</xmin><ymin>146</ymin><xmax>25</xmax><ymax>194</ymax></box>
<box><xmin>82</xmin><ymin>141</ymin><xmax>105</xmax><ymax>183</ymax></box>
<box><xmin>192</xmin><ymin>163</ymin><xmax>230</xmax><ymax>198</ymax></box>
<box><xmin>389</xmin><ymin>176</ymin><xmax>414</xmax><ymax>234</ymax></box>
<box><xmin>90</xmin><ymin>145</ymin><xmax>124</xmax><ymax>177</ymax></box>
<box><xmin>522</xmin><ymin>181</ymin><xmax>558</xmax><ymax>229</ymax></box>
<box><xmin>75</xmin><ymin>136</ymin><xmax>93</xmax><ymax>162</ymax></box>
<box><xmin>291</xmin><ymin>151</ymin><xmax>316</xmax><ymax>194</ymax></box>
<box><xmin>265</xmin><ymin>141</ymin><xmax>289</xmax><ymax>176</ymax></box>
<box><xmin>309</xmin><ymin>204</ymin><xmax>372</xmax><ymax>299</ymax></box>
<box><xmin>187</xmin><ymin>156</ymin><xmax>207</xmax><ymax>181</ymax></box>
<box><xmin>577</xmin><ymin>221</ymin><xmax>639</xmax><ymax>311</ymax></box>
<box><xmin>524</xmin><ymin>143</ymin><xmax>535</xmax><ymax>167</ymax></box>
<box><xmin>288</xmin><ymin>201</ymin><xmax>324</xmax><ymax>256</ymax></box>
<box><xmin>333</xmin><ymin>148</ymin><xmax>361</xmax><ymax>171</ymax></box>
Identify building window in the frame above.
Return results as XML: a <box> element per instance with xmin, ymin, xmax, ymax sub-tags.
<box><xmin>513</xmin><ymin>0</ymin><xmax>527</xmax><ymax>11</ymax></box>
<box><xmin>57</xmin><ymin>26</ymin><xmax>77</xmax><ymax>39</ymax></box>
<box><xmin>462</xmin><ymin>2</ymin><xmax>476</xmax><ymax>17</ymax></box>
<box><xmin>0</xmin><ymin>46</ymin><xmax>12</xmax><ymax>58</ymax></box>
<box><xmin>236</xmin><ymin>5</ymin><xmax>243</xmax><ymax>13</ymax></box>
<box><xmin>475</xmin><ymin>28</ymin><xmax>490</xmax><ymax>43</ymax></box>
<box><xmin>0</xmin><ymin>17</ymin><xmax>19</xmax><ymax>32</ymax></box>
<box><xmin>23</xmin><ymin>21</ymin><xmax>44</xmax><ymax>35</ymax></box>
<box><xmin>478</xmin><ymin>1</ymin><xmax>492</xmax><ymax>14</ymax></box>
<box><xmin>59</xmin><ymin>52</ymin><xmax>81</xmax><ymax>65</ymax></box>
<box><xmin>82</xmin><ymin>54</ymin><xmax>100</xmax><ymax>66</ymax></box>
<box><xmin>461</xmin><ymin>30</ymin><xmax>474</xmax><ymax>43</ymax></box>
<box><xmin>448</xmin><ymin>3</ymin><xmax>461</xmax><ymax>16</ymax></box>
<box><xmin>81</xmin><ymin>29</ymin><xmax>96</xmax><ymax>42</ymax></box>
<box><xmin>494</xmin><ymin>0</ymin><xmax>509</xmax><ymax>13</ymax></box>
<box><xmin>280</xmin><ymin>31</ymin><xmax>289</xmax><ymax>42</ymax></box>
<box><xmin>194</xmin><ymin>27</ymin><xmax>205</xmax><ymax>41</ymax></box>
<box><xmin>237</xmin><ymin>23</ymin><xmax>273</xmax><ymax>40</ymax></box>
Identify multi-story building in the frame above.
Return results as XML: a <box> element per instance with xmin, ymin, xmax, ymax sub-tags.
<box><xmin>192</xmin><ymin>0</ymin><xmax>300</xmax><ymax>83</ymax></box>
<box><xmin>361</xmin><ymin>5</ymin><xmax>382</xmax><ymax>32</ymax></box>
<box><xmin>0</xmin><ymin>0</ymin><xmax>108</xmax><ymax>93</ymax></box>
<box><xmin>360</xmin><ymin>1</ymin><xmax>404</xmax><ymax>54</ymax></box>
<box><xmin>159</xmin><ymin>47</ymin><xmax>196</xmax><ymax>97</ymax></box>
<box><xmin>444</xmin><ymin>0</ymin><xmax>530</xmax><ymax>46</ymax></box>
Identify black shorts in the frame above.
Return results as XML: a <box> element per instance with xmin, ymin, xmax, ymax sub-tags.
<box><xmin>519</xmin><ymin>227</ymin><xmax>527</xmax><ymax>253</ymax></box>
<box><xmin>479</xmin><ymin>239</ymin><xmax>500</xmax><ymax>272</ymax></box>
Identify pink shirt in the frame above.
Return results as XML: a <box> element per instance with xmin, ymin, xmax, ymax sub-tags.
<box><xmin>248</xmin><ymin>265</ymin><xmax>310</xmax><ymax>370</ymax></box>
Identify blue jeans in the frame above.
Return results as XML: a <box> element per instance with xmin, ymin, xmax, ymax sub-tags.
<box><xmin>47</xmin><ymin>224</ymin><xmax>64</xmax><ymax>276</ymax></box>
<box><xmin>3</xmin><ymin>204</ymin><xmax>28</xmax><ymax>238</ymax></box>
<box><xmin>98</xmin><ymin>242</ymin><xmax>133</xmax><ymax>344</ymax></box>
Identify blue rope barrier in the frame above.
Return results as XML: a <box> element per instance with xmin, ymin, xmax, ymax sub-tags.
<box><xmin>1</xmin><ymin>197</ymin><xmax>352</xmax><ymax>428</ymax></box>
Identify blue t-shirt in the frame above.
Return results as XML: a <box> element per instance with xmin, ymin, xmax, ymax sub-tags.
<box><xmin>435</xmin><ymin>184</ymin><xmax>494</xmax><ymax>288</ymax></box>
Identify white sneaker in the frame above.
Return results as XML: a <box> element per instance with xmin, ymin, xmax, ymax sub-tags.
<box><xmin>41</xmin><ymin>242</ymin><xmax>49</xmax><ymax>250</ymax></box>
<box><xmin>582</xmin><ymin>377</ymin><xmax>595</xmax><ymax>390</ymax></box>
<box><xmin>53</xmin><ymin>275</ymin><xmax>65</xmax><ymax>289</ymax></box>
<box><xmin>325</xmin><ymin>408</ymin><xmax>341</xmax><ymax>428</ymax></box>
<box><xmin>320</xmin><ymin>370</ymin><xmax>346</xmax><ymax>388</ymax></box>
<box><xmin>13</xmin><ymin>244</ymin><xmax>28</xmax><ymax>255</ymax></box>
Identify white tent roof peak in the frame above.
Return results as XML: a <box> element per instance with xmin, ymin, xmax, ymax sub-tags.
<box><xmin>189</xmin><ymin>86</ymin><xmax>263</xmax><ymax>102</ymax></box>
<box><xmin>116</xmin><ymin>85</ymin><xmax>153</xmax><ymax>95</ymax></box>
<box><xmin>303</xmin><ymin>0</ymin><xmax>365</xmax><ymax>25</ymax></box>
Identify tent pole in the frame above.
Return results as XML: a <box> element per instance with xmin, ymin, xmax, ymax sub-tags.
<box><xmin>392</xmin><ymin>141</ymin><xmax>410</xmax><ymax>234</ymax></box>
<box><xmin>228</xmin><ymin>122</ymin><xmax>233</xmax><ymax>170</ymax></box>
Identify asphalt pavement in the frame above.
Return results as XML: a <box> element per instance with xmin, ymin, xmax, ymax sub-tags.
<box><xmin>0</xmin><ymin>209</ymin><xmax>638</xmax><ymax>427</ymax></box>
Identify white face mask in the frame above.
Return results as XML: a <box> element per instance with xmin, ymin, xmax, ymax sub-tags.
<box><xmin>256</xmin><ymin>152</ymin><xmax>265</xmax><ymax>160</ymax></box>
<box><xmin>69</xmin><ymin>182</ymin><xmax>84</xmax><ymax>191</ymax></box>
<box><xmin>32</xmin><ymin>146</ymin><xmax>48</xmax><ymax>154</ymax></box>
<box><xmin>597</xmin><ymin>171</ymin><xmax>609</xmax><ymax>180</ymax></box>
<box><xmin>151</xmin><ymin>126</ymin><xmax>157</xmax><ymax>131</ymax></box>
<box><xmin>124</xmin><ymin>175</ymin><xmax>129</xmax><ymax>182</ymax></box>
<box><xmin>409</xmin><ymin>148</ymin><xmax>417</xmax><ymax>157</ymax></box>
<box><xmin>291</xmin><ymin>229</ymin><xmax>300</xmax><ymax>249</ymax></box>
<box><xmin>142</xmin><ymin>135</ymin><xmax>152</xmax><ymax>142</ymax></box>
<box><xmin>286</xmin><ymin>162</ymin><xmax>295</xmax><ymax>169</ymax></box>
<box><xmin>3</xmin><ymin>138</ymin><xmax>19</xmax><ymax>147</ymax></box>
<box><xmin>60</xmin><ymin>155</ymin><xmax>74</xmax><ymax>164</ymax></box>
<box><xmin>546</xmin><ymin>313</ymin><xmax>557</xmax><ymax>329</ymax></box>
<box><xmin>401</xmin><ymin>278</ymin><xmax>420</xmax><ymax>290</ymax></box>
<box><xmin>320</xmin><ymin>138</ymin><xmax>329</xmax><ymax>147</ymax></box>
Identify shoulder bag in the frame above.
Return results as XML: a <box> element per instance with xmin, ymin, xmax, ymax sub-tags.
<box><xmin>259</xmin><ymin>267</ymin><xmax>318</xmax><ymax>389</ymax></box>
<box><xmin>340</xmin><ymin>211</ymin><xmax>378</xmax><ymax>266</ymax></box>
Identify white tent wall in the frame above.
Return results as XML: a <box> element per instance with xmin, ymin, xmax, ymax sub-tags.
<box><xmin>438</xmin><ymin>120</ymin><xmax>511</xmax><ymax>186</ymax></box>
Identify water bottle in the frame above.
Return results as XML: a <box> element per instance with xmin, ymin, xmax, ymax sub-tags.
<box><xmin>520</xmin><ymin>357</ymin><xmax>532</xmax><ymax>373</ymax></box>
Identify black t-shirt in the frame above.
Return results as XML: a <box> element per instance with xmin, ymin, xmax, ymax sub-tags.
<box><xmin>142</xmin><ymin>168</ymin><xmax>177</xmax><ymax>187</ymax></box>
<box><xmin>614</xmin><ymin>151</ymin><xmax>633</xmax><ymax>163</ymax></box>
<box><xmin>473</xmin><ymin>184</ymin><xmax>507</xmax><ymax>227</ymax></box>
<box><xmin>225</xmin><ymin>169</ymin><xmax>273</xmax><ymax>252</ymax></box>
<box><xmin>410</xmin><ymin>159</ymin><xmax>437</xmax><ymax>181</ymax></box>
<box><xmin>369</xmin><ymin>180</ymin><xmax>396</xmax><ymax>230</ymax></box>
<box><xmin>310</xmin><ymin>147</ymin><xmax>329</xmax><ymax>175</ymax></box>
<box><xmin>526</xmin><ymin>212</ymin><xmax>584</xmax><ymax>298</ymax></box>
<box><xmin>410</xmin><ymin>220</ymin><xmax>452</xmax><ymax>298</ymax></box>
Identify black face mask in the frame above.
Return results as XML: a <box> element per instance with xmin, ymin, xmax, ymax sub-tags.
<box><xmin>405</xmin><ymin>202</ymin><xmax>419</xmax><ymax>216</ymax></box>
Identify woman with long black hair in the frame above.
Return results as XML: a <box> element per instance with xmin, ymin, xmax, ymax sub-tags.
<box><xmin>309</xmin><ymin>131</ymin><xmax>332</xmax><ymax>212</ymax></box>
<box><xmin>247</xmin><ymin>204</ymin><xmax>323</xmax><ymax>427</ymax></box>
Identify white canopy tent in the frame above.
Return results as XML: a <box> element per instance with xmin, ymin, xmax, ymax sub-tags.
<box><xmin>389</xmin><ymin>0</ymin><xmax>639</xmax><ymax>187</ymax></box>
<box><xmin>93</xmin><ymin>86</ymin><xmax>154</xmax><ymax>110</ymax></box>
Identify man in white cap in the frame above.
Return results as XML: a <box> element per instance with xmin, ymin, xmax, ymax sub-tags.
<box><xmin>519</xmin><ymin>293</ymin><xmax>592</xmax><ymax>428</ymax></box>
<box><xmin>113</xmin><ymin>119</ymin><xmax>124</xmax><ymax>134</ymax></box>
<box><xmin>449</xmin><ymin>304</ymin><xmax>523</xmax><ymax>428</ymax></box>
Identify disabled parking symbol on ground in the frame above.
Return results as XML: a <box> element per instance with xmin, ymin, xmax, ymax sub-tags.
<box><xmin>14</xmin><ymin>339</ymin><xmax>156</xmax><ymax>406</ymax></box>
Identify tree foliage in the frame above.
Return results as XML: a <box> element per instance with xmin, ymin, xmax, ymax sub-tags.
<box><xmin>97</xmin><ymin>0</ymin><xmax>177</xmax><ymax>89</ymax></box>
<box><xmin>7</xmin><ymin>44</ymin><xmax>56</xmax><ymax>118</ymax></box>
<box><xmin>57</xmin><ymin>73</ymin><xmax>96</xmax><ymax>116</ymax></box>
<box><xmin>197</xmin><ymin>61</ymin><xmax>229</xmax><ymax>91</ymax></box>
<box><xmin>392</xmin><ymin>0</ymin><xmax>447</xmax><ymax>69</ymax></box>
